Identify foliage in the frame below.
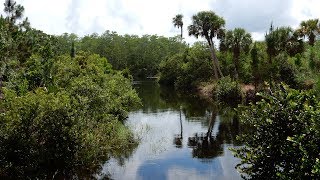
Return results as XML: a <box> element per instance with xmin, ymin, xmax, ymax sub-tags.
<box><xmin>0</xmin><ymin>2</ymin><xmax>141</xmax><ymax>178</ymax></box>
<box><xmin>0</xmin><ymin>52</ymin><xmax>140</xmax><ymax>178</ymax></box>
<box><xmin>215</xmin><ymin>76</ymin><xmax>242</xmax><ymax>104</ymax></box>
<box><xmin>172</xmin><ymin>14</ymin><xmax>183</xmax><ymax>39</ymax></box>
<box><xmin>188</xmin><ymin>11</ymin><xmax>225</xmax><ymax>79</ymax></box>
<box><xmin>56</xmin><ymin>31</ymin><xmax>187</xmax><ymax>78</ymax></box>
<box><xmin>233</xmin><ymin>85</ymin><xmax>320</xmax><ymax>179</ymax></box>
<box><xmin>265</xmin><ymin>25</ymin><xmax>304</xmax><ymax>63</ymax></box>
<box><xmin>220</xmin><ymin>28</ymin><xmax>252</xmax><ymax>79</ymax></box>
<box><xmin>159</xmin><ymin>42</ymin><xmax>213</xmax><ymax>90</ymax></box>
<box><xmin>159</xmin><ymin>53</ymin><xmax>184</xmax><ymax>85</ymax></box>
<box><xmin>296</xmin><ymin>19</ymin><xmax>319</xmax><ymax>46</ymax></box>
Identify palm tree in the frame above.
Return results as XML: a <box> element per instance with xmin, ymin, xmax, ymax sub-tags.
<box><xmin>188</xmin><ymin>11</ymin><xmax>225</xmax><ymax>80</ymax></box>
<box><xmin>265</xmin><ymin>25</ymin><xmax>293</xmax><ymax>64</ymax></box>
<box><xmin>297</xmin><ymin>19</ymin><xmax>319</xmax><ymax>46</ymax></box>
<box><xmin>172</xmin><ymin>14</ymin><xmax>183</xmax><ymax>39</ymax></box>
<box><xmin>220</xmin><ymin>28</ymin><xmax>252</xmax><ymax>79</ymax></box>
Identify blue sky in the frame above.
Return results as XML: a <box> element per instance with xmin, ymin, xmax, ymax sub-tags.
<box><xmin>3</xmin><ymin>0</ymin><xmax>320</xmax><ymax>43</ymax></box>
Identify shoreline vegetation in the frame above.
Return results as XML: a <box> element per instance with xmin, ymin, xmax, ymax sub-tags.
<box><xmin>1</xmin><ymin>0</ymin><xmax>320</xmax><ymax>179</ymax></box>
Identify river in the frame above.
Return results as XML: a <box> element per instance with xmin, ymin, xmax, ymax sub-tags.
<box><xmin>97</xmin><ymin>80</ymin><xmax>243</xmax><ymax>180</ymax></box>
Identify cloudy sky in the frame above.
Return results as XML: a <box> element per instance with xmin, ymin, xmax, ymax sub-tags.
<box><xmin>3</xmin><ymin>0</ymin><xmax>320</xmax><ymax>43</ymax></box>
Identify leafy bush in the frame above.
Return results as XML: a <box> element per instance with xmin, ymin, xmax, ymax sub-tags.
<box><xmin>0</xmin><ymin>52</ymin><xmax>140</xmax><ymax>178</ymax></box>
<box><xmin>215</xmin><ymin>76</ymin><xmax>242</xmax><ymax>104</ymax></box>
<box><xmin>160</xmin><ymin>43</ymin><xmax>213</xmax><ymax>91</ymax></box>
<box><xmin>233</xmin><ymin>85</ymin><xmax>320</xmax><ymax>179</ymax></box>
<box><xmin>159</xmin><ymin>54</ymin><xmax>183</xmax><ymax>85</ymax></box>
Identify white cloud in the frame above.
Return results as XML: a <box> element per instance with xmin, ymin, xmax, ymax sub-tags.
<box><xmin>2</xmin><ymin>0</ymin><xmax>320</xmax><ymax>43</ymax></box>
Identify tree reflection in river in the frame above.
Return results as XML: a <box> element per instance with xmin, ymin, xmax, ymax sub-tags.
<box><xmin>173</xmin><ymin>106</ymin><xmax>184</xmax><ymax>148</ymax></box>
<box><xmin>102</xmin><ymin>81</ymin><xmax>244</xmax><ymax>179</ymax></box>
<box><xmin>185</xmin><ymin>104</ymin><xmax>242</xmax><ymax>160</ymax></box>
<box><xmin>187</xmin><ymin>106</ymin><xmax>224</xmax><ymax>159</ymax></box>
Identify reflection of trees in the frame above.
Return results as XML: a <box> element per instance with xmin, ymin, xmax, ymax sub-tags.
<box><xmin>187</xmin><ymin>106</ymin><xmax>243</xmax><ymax>159</ymax></box>
<box><xmin>134</xmin><ymin>80</ymin><xmax>212</xmax><ymax>117</ymax></box>
<box><xmin>134</xmin><ymin>80</ymin><xmax>168</xmax><ymax>112</ymax></box>
<box><xmin>188</xmin><ymin>108</ymin><xmax>224</xmax><ymax>159</ymax></box>
<box><xmin>136</xmin><ymin>81</ymin><xmax>245</xmax><ymax>159</ymax></box>
<box><xmin>173</xmin><ymin>106</ymin><xmax>183</xmax><ymax>148</ymax></box>
<box><xmin>0</xmin><ymin>136</ymin><xmax>137</xmax><ymax>179</ymax></box>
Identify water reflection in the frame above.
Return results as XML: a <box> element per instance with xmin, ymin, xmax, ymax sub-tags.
<box><xmin>99</xmin><ymin>80</ymin><xmax>243</xmax><ymax>180</ymax></box>
<box><xmin>135</xmin><ymin>80</ymin><xmax>211</xmax><ymax>117</ymax></box>
<box><xmin>173</xmin><ymin>106</ymin><xmax>183</xmax><ymax>148</ymax></box>
<box><xmin>188</xmin><ymin>110</ymin><xmax>224</xmax><ymax>159</ymax></box>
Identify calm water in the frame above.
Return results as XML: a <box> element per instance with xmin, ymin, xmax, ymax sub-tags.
<box><xmin>98</xmin><ymin>80</ymin><xmax>243</xmax><ymax>180</ymax></box>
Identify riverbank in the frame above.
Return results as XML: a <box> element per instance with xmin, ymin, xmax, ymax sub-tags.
<box><xmin>197</xmin><ymin>81</ymin><xmax>255</xmax><ymax>102</ymax></box>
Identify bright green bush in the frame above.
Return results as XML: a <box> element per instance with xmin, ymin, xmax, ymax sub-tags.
<box><xmin>233</xmin><ymin>85</ymin><xmax>320</xmax><ymax>179</ymax></box>
<box><xmin>215</xmin><ymin>76</ymin><xmax>242</xmax><ymax>104</ymax></box>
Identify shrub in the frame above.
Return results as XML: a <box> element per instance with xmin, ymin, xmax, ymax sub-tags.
<box><xmin>160</xmin><ymin>43</ymin><xmax>213</xmax><ymax>91</ymax></box>
<box><xmin>215</xmin><ymin>76</ymin><xmax>242</xmax><ymax>104</ymax></box>
<box><xmin>0</xmin><ymin>53</ymin><xmax>140</xmax><ymax>178</ymax></box>
<box><xmin>159</xmin><ymin>54</ymin><xmax>183</xmax><ymax>85</ymax></box>
<box><xmin>233</xmin><ymin>85</ymin><xmax>320</xmax><ymax>179</ymax></box>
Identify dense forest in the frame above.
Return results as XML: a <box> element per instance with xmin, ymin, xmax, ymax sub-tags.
<box><xmin>0</xmin><ymin>0</ymin><xmax>320</xmax><ymax>179</ymax></box>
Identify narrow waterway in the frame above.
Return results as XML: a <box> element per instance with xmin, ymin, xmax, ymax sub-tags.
<box><xmin>98</xmin><ymin>80</ymin><xmax>243</xmax><ymax>180</ymax></box>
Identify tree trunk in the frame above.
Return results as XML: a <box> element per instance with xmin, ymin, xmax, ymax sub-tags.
<box><xmin>268</xmin><ymin>54</ymin><xmax>272</xmax><ymax>64</ymax></box>
<box><xmin>209</xmin><ymin>39</ymin><xmax>223</xmax><ymax>78</ymax></box>
<box><xmin>205</xmin><ymin>37</ymin><xmax>223</xmax><ymax>80</ymax></box>
<box><xmin>233</xmin><ymin>48</ymin><xmax>240</xmax><ymax>80</ymax></box>
<box><xmin>180</xmin><ymin>106</ymin><xmax>183</xmax><ymax>138</ymax></box>
<box><xmin>209</xmin><ymin>46</ymin><xmax>223</xmax><ymax>79</ymax></box>
<box><xmin>209</xmin><ymin>48</ymin><xmax>219</xmax><ymax>80</ymax></box>
<box><xmin>180</xmin><ymin>26</ymin><xmax>183</xmax><ymax>39</ymax></box>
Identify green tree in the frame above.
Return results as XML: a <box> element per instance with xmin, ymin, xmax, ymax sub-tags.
<box><xmin>60</xmin><ymin>31</ymin><xmax>187</xmax><ymax>78</ymax></box>
<box><xmin>3</xmin><ymin>0</ymin><xmax>24</xmax><ymax>25</ymax></box>
<box><xmin>188</xmin><ymin>11</ymin><xmax>225</xmax><ymax>80</ymax></box>
<box><xmin>220</xmin><ymin>28</ymin><xmax>252</xmax><ymax>79</ymax></box>
<box><xmin>265</xmin><ymin>25</ymin><xmax>303</xmax><ymax>64</ymax></box>
<box><xmin>233</xmin><ymin>86</ymin><xmax>320</xmax><ymax>179</ymax></box>
<box><xmin>250</xmin><ymin>43</ymin><xmax>259</xmax><ymax>88</ymax></box>
<box><xmin>0</xmin><ymin>52</ymin><xmax>141</xmax><ymax>178</ymax></box>
<box><xmin>297</xmin><ymin>19</ymin><xmax>319</xmax><ymax>46</ymax></box>
<box><xmin>70</xmin><ymin>41</ymin><xmax>75</xmax><ymax>58</ymax></box>
<box><xmin>173</xmin><ymin>14</ymin><xmax>183</xmax><ymax>39</ymax></box>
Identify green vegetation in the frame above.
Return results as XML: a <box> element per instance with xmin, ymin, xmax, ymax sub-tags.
<box><xmin>55</xmin><ymin>32</ymin><xmax>187</xmax><ymax>78</ymax></box>
<box><xmin>215</xmin><ymin>76</ymin><xmax>242</xmax><ymax>104</ymax></box>
<box><xmin>160</xmin><ymin>13</ymin><xmax>319</xmax><ymax>95</ymax></box>
<box><xmin>172</xmin><ymin>14</ymin><xmax>184</xmax><ymax>39</ymax></box>
<box><xmin>188</xmin><ymin>11</ymin><xmax>225</xmax><ymax>80</ymax></box>
<box><xmin>159</xmin><ymin>42</ymin><xmax>212</xmax><ymax>90</ymax></box>
<box><xmin>0</xmin><ymin>1</ymin><xmax>140</xmax><ymax>178</ymax></box>
<box><xmin>220</xmin><ymin>28</ymin><xmax>252</xmax><ymax>79</ymax></box>
<box><xmin>1</xmin><ymin>0</ymin><xmax>320</xmax><ymax>178</ymax></box>
<box><xmin>161</xmin><ymin>10</ymin><xmax>320</xmax><ymax>179</ymax></box>
<box><xmin>233</xmin><ymin>85</ymin><xmax>320</xmax><ymax>179</ymax></box>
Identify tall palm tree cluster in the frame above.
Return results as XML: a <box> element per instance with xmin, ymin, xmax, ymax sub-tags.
<box><xmin>172</xmin><ymin>12</ymin><xmax>320</xmax><ymax>80</ymax></box>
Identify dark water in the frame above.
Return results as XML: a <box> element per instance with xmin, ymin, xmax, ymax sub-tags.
<box><xmin>98</xmin><ymin>80</ymin><xmax>243</xmax><ymax>180</ymax></box>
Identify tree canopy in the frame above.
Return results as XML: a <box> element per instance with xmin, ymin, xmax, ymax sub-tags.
<box><xmin>188</xmin><ymin>11</ymin><xmax>225</xmax><ymax>80</ymax></box>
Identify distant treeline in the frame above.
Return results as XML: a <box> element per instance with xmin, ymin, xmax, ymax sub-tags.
<box><xmin>55</xmin><ymin>32</ymin><xmax>187</xmax><ymax>78</ymax></box>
